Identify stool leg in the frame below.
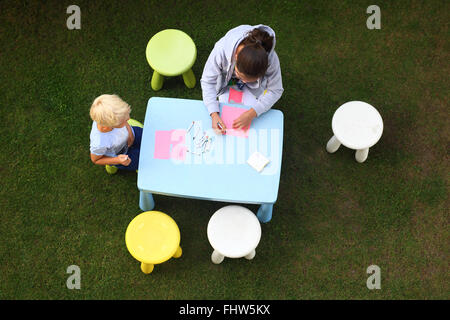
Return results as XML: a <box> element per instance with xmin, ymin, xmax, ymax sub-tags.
<box><xmin>139</xmin><ymin>191</ymin><xmax>155</xmax><ymax>211</ymax></box>
<box><xmin>211</xmin><ymin>250</ymin><xmax>224</xmax><ymax>264</ymax></box>
<box><xmin>151</xmin><ymin>70</ymin><xmax>164</xmax><ymax>91</ymax></box>
<box><xmin>173</xmin><ymin>246</ymin><xmax>182</xmax><ymax>258</ymax></box>
<box><xmin>105</xmin><ymin>165</ymin><xmax>118</xmax><ymax>174</ymax></box>
<box><xmin>355</xmin><ymin>148</ymin><xmax>369</xmax><ymax>163</ymax></box>
<box><xmin>245</xmin><ymin>249</ymin><xmax>256</xmax><ymax>260</ymax></box>
<box><xmin>257</xmin><ymin>203</ymin><xmax>273</xmax><ymax>223</ymax></box>
<box><xmin>182</xmin><ymin>69</ymin><xmax>196</xmax><ymax>88</ymax></box>
<box><xmin>140</xmin><ymin>262</ymin><xmax>154</xmax><ymax>274</ymax></box>
<box><xmin>326</xmin><ymin>135</ymin><xmax>341</xmax><ymax>153</ymax></box>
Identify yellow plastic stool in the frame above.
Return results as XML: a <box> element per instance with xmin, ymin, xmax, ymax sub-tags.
<box><xmin>125</xmin><ymin>211</ymin><xmax>182</xmax><ymax>274</ymax></box>
<box><xmin>145</xmin><ymin>29</ymin><xmax>197</xmax><ymax>91</ymax></box>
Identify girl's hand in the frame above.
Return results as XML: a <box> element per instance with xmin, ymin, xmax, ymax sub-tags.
<box><xmin>211</xmin><ymin>112</ymin><xmax>226</xmax><ymax>135</ymax></box>
<box><xmin>233</xmin><ymin>108</ymin><xmax>257</xmax><ymax>129</ymax></box>
<box><xmin>117</xmin><ymin>154</ymin><xmax>131</xmax><ymax>166</ymax></box>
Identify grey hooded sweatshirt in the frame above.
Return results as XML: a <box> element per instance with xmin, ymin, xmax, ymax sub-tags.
<box><xmin>200</xmin><ymin>24</ymin><xmax>284</xmax><ymax>117</ymax></box>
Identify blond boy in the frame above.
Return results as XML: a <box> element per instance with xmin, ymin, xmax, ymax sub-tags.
<box><xmin>89</xmin><ymin>94</ymin><xmax>142</xmax><ymax>173</ymax></box>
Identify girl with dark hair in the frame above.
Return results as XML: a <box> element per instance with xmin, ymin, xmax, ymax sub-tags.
<box><xmin>200</xmin><ymin>25</ymin><xmax>284</xmax><ymax>134</ymax></box>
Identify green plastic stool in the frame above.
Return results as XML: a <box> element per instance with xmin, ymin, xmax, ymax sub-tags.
<box><xmin>145</xmin><ymin>29</ymin><xmax>197</xmax><ymax>91</ymax></box>
<box><xmin>127</xmin><ymin>118</ymin><xmax>144</xmax><ymax>128</ymax></box>
<box><xmin>105</xmin><ymin>118</ymin><xmax>143</xmax><ymax>175</ymax></box>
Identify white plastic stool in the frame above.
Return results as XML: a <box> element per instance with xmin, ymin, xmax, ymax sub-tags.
<box><xmin>326</xmin><ymin>101</ymin><xmax>383</xmax><ymax>163</ymax></box>
<box><xmin>207</xmin><ymin>205</ymin><xmax>261</xmax><ymax>264</ymax></box>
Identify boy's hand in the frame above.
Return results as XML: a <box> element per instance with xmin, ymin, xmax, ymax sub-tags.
<box><xmin>117</xmin><ymin>154</ymin><xmax>131</xmax><ymax>166</ymax></box>
<box><xmin>211</xmin><ymin>112</ymin><xmax>226</xmax><ymax>135</ymax></box>
<box><xmin>233</xmin><ymin>108</ymin><xmax>256</xmax><ymax>129</ymax></box>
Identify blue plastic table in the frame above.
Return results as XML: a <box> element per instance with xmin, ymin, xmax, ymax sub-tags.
<box><xmin>137</xmin><ymin>97</ymin><xmax>284</xmax><ymax>223</ymax></box>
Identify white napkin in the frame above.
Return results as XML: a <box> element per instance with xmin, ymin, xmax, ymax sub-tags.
<box><xmin>247</xmin><ymin>151</ymin><xmax>270</xmax><ymax>172</ymax></box>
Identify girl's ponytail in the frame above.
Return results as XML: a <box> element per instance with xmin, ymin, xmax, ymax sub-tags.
<box><xmin>242</xmin><ymin>28</ymin><xmax>274</xmax><ymax>53</ymax></box>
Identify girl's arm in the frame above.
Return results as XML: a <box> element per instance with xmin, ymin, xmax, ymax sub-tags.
<box><xmin>252</xmin><ymin>51</ymin><xmax>284</xmax><ymax>116</ymax></box>
<box><xmin>200</xmin><ymin>44</ymin><xmax>226</xmax><ymax>115</ymax></box>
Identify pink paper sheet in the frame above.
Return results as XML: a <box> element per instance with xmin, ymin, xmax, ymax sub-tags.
<box><xmin>154</xmin><ymin>129</ymin><xmax>186</xmax><ymax>160</ymax></box>
<box><xmin>221</xmin><ymin>105</ymin><xmax>251</xmax><ymax>138</ymax></box>
<box><xmin>154</xmin><ymin>130</ymin><xmax>172</xmax><ymax>159</ymax></box>
<box><xmin>228</xmin><ymin>87</ymin><xmax>243</xmax><ymax>104</ymax></box>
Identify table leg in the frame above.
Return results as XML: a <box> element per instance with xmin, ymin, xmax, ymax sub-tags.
<box><xmin>211</xmin><ymin>250</ymin><xmax>224</xmax><ymax>264</ymax></box>
<box><xmin>151</xmin><ymin>70</ymin><xmax>164</xmax><ymax>91</ymax></box>
<box><xmin>182</xmin><ymin>68</ymin><xmax>196</xmax><ymax>88</ymax></box>
<box><xmin>257</xmin><ymin>203</ymin><xmax>273</xmax><ymax>223</ymax></box>
<box><xmin>355</xmin><ymin>148</ymin><xmax>369</xmax><ymax>163</ymax></box>
<box><xmin>139</xmin><ymin>191</ymin><xmax>155</xmax><ymax>211</ymax></box>
<box><xmin>326</xmin><ymin>135</ymin><xmax>341</xmax><ymax>153</ymax></box>
<box><xmin>141</xmin><ymin>262</ymin><xmax>154</xmax><ymax>274</ymax></box>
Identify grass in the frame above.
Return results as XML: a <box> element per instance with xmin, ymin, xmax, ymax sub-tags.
<box><xmin>0</xmin><ymin>0</ymin><xmax>448</xmax><ymax>299</ymax></box>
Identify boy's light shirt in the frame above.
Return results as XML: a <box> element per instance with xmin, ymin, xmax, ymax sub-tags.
<box><xmin>90</xmin><ymin>121</ymin><xmax>134</xmax><ymax>157</ymax></box>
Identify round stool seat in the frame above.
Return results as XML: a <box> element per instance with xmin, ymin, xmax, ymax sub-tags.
<box><xmin>146</xmin><ymin>29</ymin><xmax>196</xmax><ymax>76</ymax></box>
<box><xmin>125</xmin><ymin>211</ymin><xmax>181</xmax><ymax>273</ymax></box>
<box><xmin>332</xmin><ymin>101</ymin><xmax>383</xmax><ymax>150</ymax></box>
<box><xmin>207</xmin><ymin>206</ymin><xmax>261</xmax><ymax>262</ymax></box>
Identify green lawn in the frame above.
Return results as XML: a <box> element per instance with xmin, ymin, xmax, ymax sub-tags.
<box><xmin>0</xmin><ymin>0</ymin><xmax>448</xmax><ymax>299</ymax></box>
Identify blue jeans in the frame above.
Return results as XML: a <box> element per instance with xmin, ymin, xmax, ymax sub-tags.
<box><xmin>115</xmin><ymin>126</ymin><xmax>142</xmax><ymax>171</ymax></box>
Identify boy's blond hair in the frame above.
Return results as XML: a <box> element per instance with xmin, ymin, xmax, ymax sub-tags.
<box><xmin>90</xmin><ymin>94</ymin><xmax>131</xmax><ymax>127</ymax></box>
